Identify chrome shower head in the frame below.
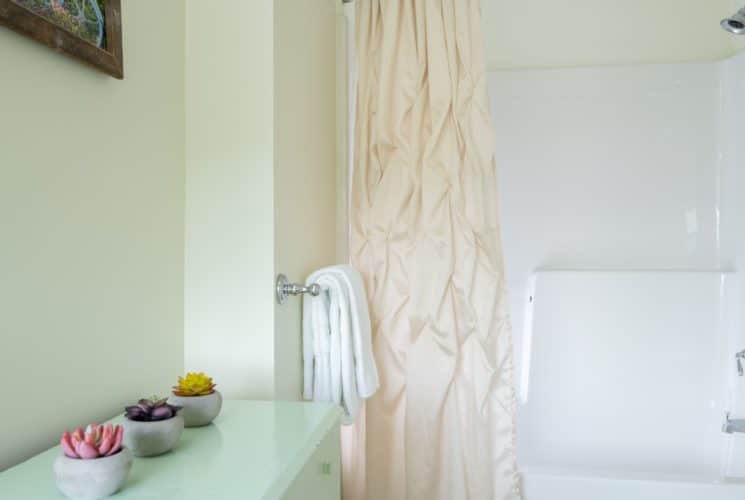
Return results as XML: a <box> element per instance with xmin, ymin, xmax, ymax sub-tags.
<box><xmin>722</xmin><ymin>7</ymin><xmax>745</xmax><ymax>35</ymax></box>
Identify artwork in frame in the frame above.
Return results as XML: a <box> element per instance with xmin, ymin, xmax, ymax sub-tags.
<box><xmin>0</xmin><ymin>0</ymin><xmax>122</xmax><ymax>79</ymax></box>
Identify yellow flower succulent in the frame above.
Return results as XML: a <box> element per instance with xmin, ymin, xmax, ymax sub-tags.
<box><xmin>172</xmin><ymin>372</ymin><xmax>216</xmax><ymax>397</ymax></box>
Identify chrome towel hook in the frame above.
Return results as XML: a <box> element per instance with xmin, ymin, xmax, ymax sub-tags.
<box><xmin>276</xmin><ymin>274</ymin><xmax>321</xmax><ymax>305</ymax></box>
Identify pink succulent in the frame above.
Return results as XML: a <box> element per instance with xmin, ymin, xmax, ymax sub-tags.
<box><xmin>60</xmin><ymin>424</ymin><xmax>124</xmax><ymax>460</ymax></box>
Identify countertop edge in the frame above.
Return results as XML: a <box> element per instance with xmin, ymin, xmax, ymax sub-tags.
<box><xmin>262</xmin><ymin>404</ymin><xmax>343</xmax><ymax>500</ymax></box>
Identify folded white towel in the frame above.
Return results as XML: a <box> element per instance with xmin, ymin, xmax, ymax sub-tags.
<box><xmin>302</xmin><ymin>265</ymin><xmax>379</xmax><ymax>423</ymax></box>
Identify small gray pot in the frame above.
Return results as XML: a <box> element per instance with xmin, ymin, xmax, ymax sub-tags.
<box><xmin>168</xmin><ymin>391</ymin><xmax>222</xmax><ymax>427</ymax></box>
<box><xmin>122</xmin><ymin>414</ymin><xmax>184</xmax><ymax>457</ymax></box>
<box><xmin>54</xmin><ymin>447</ymin><xmax>132</xmax><ymax>500</ymax></box>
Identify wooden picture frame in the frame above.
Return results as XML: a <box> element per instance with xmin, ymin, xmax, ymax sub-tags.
<box><xmin>0</xmin><ymin>0</ymin><xmax>123</xmax><ymax>79</ymax></box>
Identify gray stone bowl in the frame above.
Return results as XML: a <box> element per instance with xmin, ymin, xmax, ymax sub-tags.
<box><xmin>168</xmin><ymin>390</ymin><xmax>222</xmax><ymax>427</ymax></box>
<box><xmin>54</xmin><ymin>447</ymin><xmax>132</xmax><ymax>500</ymax></box>
<box><xmin>122</xmin><ymin>414</ymin><xmax>184</xmax><ymax>457</ymax></box>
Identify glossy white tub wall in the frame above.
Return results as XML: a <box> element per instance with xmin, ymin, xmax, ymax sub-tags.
<box><xmin>490</xmin><ymin>62</ymin><xmax>722</xmax><ymax>344</ymax></box>
<box><xmin>490</xmin><ymin>51</ymin><xmax>745</xmax><ymax>497</ymax></box>
<box><xmin>720</xmin><ymin>50</ymin><xmax>745</xmax><ymax>480</ymax></box>
<box><xmin>522</xmin><ymin>271</ymin><xmax>729</xmax><ymax>476</ymax></box>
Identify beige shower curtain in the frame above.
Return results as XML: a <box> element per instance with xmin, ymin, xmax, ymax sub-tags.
<box><xmin>346</xmin><ymin>1</ymin><xmax>521</xmax><ymax>499</ymax></box>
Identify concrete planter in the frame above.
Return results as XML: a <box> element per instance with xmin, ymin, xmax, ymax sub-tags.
<box><xmin>122</xmin><ymin>415</ymin><xmax>184</xmax><ymax>457</ymax></box>
<box><xmin>168</xmin><ymin>391</ymin><xmax>222</xmax><ymax>427</ymax></box>
<box><xmin>54</xmin><ymin>447</ymin><xmax>132</xmax><ymax>500</ymax></box>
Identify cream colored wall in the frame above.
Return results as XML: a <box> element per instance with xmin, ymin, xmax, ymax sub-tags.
<box><xmin>481</xmin><ymin>0</ymin><xmax>738</xmax><ymax>69</ymax></box>
<box><xmin>273</xmin><ymin>0</ymin><xmax>339</xmax><ymax>400</ymax></box>
<box><xmin>0</xmin><ymin>0</ymin><xmax>185</xmax><ymax>472</ymax></box>
<box><xmin>185</xmin><ymin>0</ymin><xmax>338</xmax><ymax>401</ymax></box>
<box><xmin>184</xmin><ymin>0</ymin><xmax>276</xmax><ymax>399</ymax></box>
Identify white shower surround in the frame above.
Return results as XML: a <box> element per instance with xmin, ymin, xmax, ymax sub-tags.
<box><xmin>490</xmin><ymin>50</ymin><xmax>745</xmax><ymax>496</ymax></box>
<box><xmin>518</xmin><ymin>270</ymin><xmax>739</xmax><ymax>499</ymax></box>
<box><xmin>522</xmin><ymin>468</ymin><xmax>745</xmax><ymax>500</ymax></box>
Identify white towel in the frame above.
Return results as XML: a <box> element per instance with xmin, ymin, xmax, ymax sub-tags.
<box><xmin>302</xmin><ymin>265</ymin><xmax>379</xmax><ymax>424</ymax></box>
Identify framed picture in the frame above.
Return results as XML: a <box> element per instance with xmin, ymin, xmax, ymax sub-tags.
<box><xmin>0</xmin><ymin>0</ymin><xmax>123</xmax><ymax>79</ymax></box>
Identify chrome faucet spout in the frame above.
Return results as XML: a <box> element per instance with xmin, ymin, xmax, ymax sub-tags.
<box><xmin>723</xmin><ymin>413</ymin><xmax>745</xmax><ymax>434</ymax></box>
<box><xmin>737</xmin><ymin>350</ymin><xmax>745</xmax><ymax>377</ymax></box>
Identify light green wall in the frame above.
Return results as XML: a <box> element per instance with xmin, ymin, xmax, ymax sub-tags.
<box><xmin>273</xmin><ymin>0</ymin><xmax>340</xmax><ymax>400</ymax></box>
<box><xmin>184</xmin><ymin>0</ymin><xmax>339</xmax><ymax>401</ymax></box>
<box><xmin>184</xmin><ymin>0</ymin><xmax>276</xmax><ymax>399</ymax></box>
<box><xmin>0</xmin><ymin>0</ymin><xmax>339</xmax><ymax>471</ymax></box>
<box><xmin>0</xmin><ymin>0</ymin><xmax>185</xmax><ymax>471</ymax></box>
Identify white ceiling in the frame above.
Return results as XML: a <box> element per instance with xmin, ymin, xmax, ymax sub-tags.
<box><xmin>480</xmin><ymin>0</ymin><xmax>742</xmax><ymax>69</ymax></box>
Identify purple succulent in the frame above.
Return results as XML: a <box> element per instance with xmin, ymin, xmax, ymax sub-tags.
<box><xmin>125</xmin><ymin>397</ymin><xmax>181</xmax><ymax>422</ymax></box>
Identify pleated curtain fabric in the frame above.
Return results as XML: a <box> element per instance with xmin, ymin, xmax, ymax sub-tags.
<box><xmin>346</xmin><ymin>1</ymin><xmax>522</xmax><ymax>499</ymax></box>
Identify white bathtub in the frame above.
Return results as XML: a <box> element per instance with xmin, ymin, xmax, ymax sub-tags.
<box><xmin>522</xmin><ymin>468</ymin><xmax>745</xmax><ymax>500</ymax></box>
<box><xmin>516</xmin><ymin>271</ymin><xmax>745</xmax><ymax>498</ymax></box>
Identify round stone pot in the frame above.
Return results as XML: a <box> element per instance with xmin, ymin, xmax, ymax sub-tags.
<box><xmin>168</xmin><ymin>391</ymin><xmax>222</xmax><ymax>427</ymax></box>
<box><xmin>54</xmin><ymin>447</ymin><xmax>132</xmax><ymax>500</ymax></box>
<box><xmin>122</xmin><ymin>414</ymin><xmax>184</xmax><ymax>457</ymax></box>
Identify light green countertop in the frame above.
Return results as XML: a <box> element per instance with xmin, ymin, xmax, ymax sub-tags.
<box><xmin>0</xmin><ymin>400</ymin><xmax>341</xmax><ymax>499</ymax></box>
